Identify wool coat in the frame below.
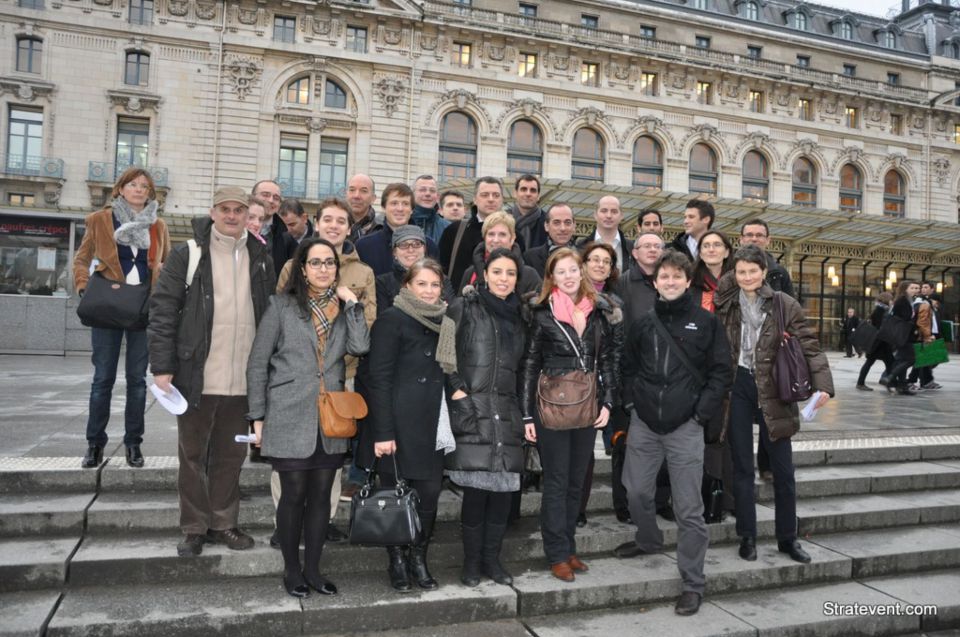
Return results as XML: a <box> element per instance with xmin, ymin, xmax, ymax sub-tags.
<box><xmin>73</xmin><ymin>206</ymin><xmax>170</xmax><ymax>292</ymax></box>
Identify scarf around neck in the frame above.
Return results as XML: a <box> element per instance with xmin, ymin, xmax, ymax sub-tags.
<box><xmin>307</xmin><ymin>286</ymin><xmax>340</xmax><ymax>346</ymax></box>
<box><xmin>551</xmin><ymin>287</ymin><xmax>594</xmax><ymax>337</ymax></box>
<box><xmin>739</xmin><ymin>289</ymin><xmax>766</xmax><ymax>371</ymax></box>
<box><xmin>112</xmin><ymin>196</ymin><xmax>158</xmax><ymax>249</ymax></box>
<box><xmin>394</xmin><ymin>287</ymin><xmax>458</xmax><ymax>375</ymax></box>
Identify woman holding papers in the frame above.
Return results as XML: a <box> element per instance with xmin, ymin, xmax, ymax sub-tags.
<box><xmin>715</xmin><ymin>245</ymin><xmax>833</xmax><ymax>566</ymax></box>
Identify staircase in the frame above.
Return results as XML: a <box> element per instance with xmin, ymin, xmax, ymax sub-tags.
<box><xmin>2</xmin><ymin>433</ymin><xmax>959</xmax><ymax>636</ymax></box>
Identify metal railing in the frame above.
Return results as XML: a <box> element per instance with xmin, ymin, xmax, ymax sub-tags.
<box><xmin>87</xmin><ymin>162</ymin><xmax>169</xmax><ymax>188</ymax></box>
<box><xmin>3</xmin><ymin>155</ymin><xmax>64</xmax><ymax>179</ymax></box>
<box><xmin>276</xmin><ymin>177</ymin><xmax>345</xmax><ymax>200</ymax></box>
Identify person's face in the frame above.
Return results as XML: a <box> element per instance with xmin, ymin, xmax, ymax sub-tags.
<box><xmin>485</xmin><ymin>256</ymin><xmax>518</xmax><ymax>299</ymax></box>
<box><xmin>414</xmin><ymin>178</ymin><xmax>438</xmax><ymax>208</ymax></box>
<box><xmin>393</xmin><ymin>238</ymin><xmax>426</xmax><ymax>268</ymax></box>
<box><xmin>908</xmin><ymin>283</ymin><xmax>921</xmax><ymax>298</ymax></box>
<box><xmin>921</xmin><ymin>283</ymin><xmax>933</xmax><ymax>296</ymax></box>
<box><xmin>253</xmin><ymin>182</ymin><xmax>282</xmax><ymax>216</ymax></box>
<box><xmin>407</xmin><ymin>269</ymin><xmax>443</xmax><ymax>304</ymax></box>
<box><xmin>245</xmin><ymin>204</ymin><xmax>265</xmax><ymax>236</ymax></box>
<box><xmin>632</xmin><ymin>234</ymin><xmax>664</xmax><ymax>269</ymax></box>
<box><xmin>280</xmin><ymin>208</ymin><xmax>307</xmax><ymax>237</ymax></box>
<box><xmin>210</xmin><ymin>201</ymin><xmax>247</xmax><ymax>239</ymax></box>
<box><xmin>384</xmin><ymin>193</ymin><xmax>413</xmax><ymax>228</ymax></box>
<box><xmin>684</xmin><ymin>208</ymin><xmax>710</xmax><ymax>238</ymax></box>
<box><xmin>346</xmin><ymin>175</ymin><xmax>375</xmax><ymax>219</ymax></box>
<box><xmin>735</xmin><ymin>261</ymin><xmax>767</xmax><ymax>294</ymax></box>
<box><xmin>595</xmin><ymin>197</ymin><xmax>622</xmax><ymax>232</ymax></box>
<box><xmin>740</xmin><ymin>224</ymin><xmax>770</xmax><ymax>249</ymax></box>
<box><xmin>552</xmin><ymin>256</ymin><xmax>583</xmax><ymax>299</ymax></box>
<box><xmin>584</xmin><ymin>248</ymin><xmax>613</xmax><ymax>285</ymax></box>
<box><xmin>315</xmin><ymin>205</ymin><xmax>350</xmax><ymax>248</ymax></box>
<box><xmin>484</xmin><ymin>224</ymin><xmax>513</xmax><ymax>253</ymax></box>
<box><xmin>515</xmin><ymin>179</ymin><xmax>540</xmax><ymax>212</ymax></box>
<box><xmin>302</xmin><ymin>243</ymin><xmax>338</xmax><ymax>291</ymax></box>
<box><xmin>699</xmin><ymin>233</ymin><xmax>729</xmax><ymax>268</ymax></box>
<box><xmin>639</xmin><ymin>212</ymin><xmax>662</xmax><ymax>235</ymax></box>
<box><xmin>120</xmin><ymin>175</ymin><xmax>151</xmax><ymax>210</ymax></box>
<box><xmin>654</xmin><ymin>264</ymin><xmax>691</xmax><ymax>301</ymax></box>
<box><xmin>474</xmin><ymin>182</ymin><xmax>503</xmax><ymax>216</ymax></box>
<box><xmin>440</xmin><ymin>195</ymin><xmax>465</xmax><ymax>221</ymax></box>
<box><xmin>545</xmin><ymin>206</ymin><xmax>576</xmax><ymax>245</ymax></box>
<box><xmin>847</xmin><ymin>308</ymin><xmax>855</xmax><ymax>317</ymax></box>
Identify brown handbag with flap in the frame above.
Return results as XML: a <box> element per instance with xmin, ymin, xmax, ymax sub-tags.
<box><xmin>536</xmin><ymin>316</ymin><xmax>601</xmax><ymax>430</ymax></box>
<box><xmin>316</xmin><ymin>349</ymin><xmax>367</xmax><ymax>438</ymax></box>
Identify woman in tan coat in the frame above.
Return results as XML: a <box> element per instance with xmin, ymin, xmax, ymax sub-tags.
<box><xmin>715</xmin><ymin>245</ymin><xmax>833</xmax><ymax>565</ymax></box>
<box><xmin>73</xmin><ymin>167</ymin><xmax>170</xmax><ymax>469</ymax></box>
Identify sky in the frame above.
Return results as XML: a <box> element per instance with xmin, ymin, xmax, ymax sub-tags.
<box><xmin>809</xmin><ymin>0</ymin><xmax>902</xmax><ymax>18</ymax></box>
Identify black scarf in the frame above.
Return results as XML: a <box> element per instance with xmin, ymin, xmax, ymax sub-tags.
<box><xmin>479</xmin><ymin>285</ymin><xmax>521</xmax><ymax>354</ymax></box>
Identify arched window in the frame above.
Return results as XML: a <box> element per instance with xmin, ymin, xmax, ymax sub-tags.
<box><xmin>952</xmin><ymin>42</ymin><xmax>960</xmax><ymax>59</ymax></box>
<box><xmin>839</xmin><ymin>164</ymin><xmax>862</xmax><ymax>213</ymax></box>
<box><xmin>571</xmin><ymin>128</ymin><xmax>605</xmax><ymax>181</ymax></box>
<box><xmin>883</xmin><ymin>170</ymin><xmax>905</xmax><ymax>217</ymax></box>
<box><xmin>742</xmin><ymin>150</ymin><xmax>768</xmax><ymax>202</ymax></box>
<box><xmin>324</xmin><ymin>80</ymin><xmax>347</xmax><ymax>109</ymax></box>
<box><xmin>745</xmin><ymin>1</ymin><xmax>759</xmax><ymax>20</ymax></box>
<box><xmin>838</xmin><ymin>22</ymin><xmax>853</xmax><ymax>40</ymax></box>
<box><xmin>438</xmin><ymin>111</ymin><xmax>477</xmax><ymax>180</ymax></box>
<box><xmin>124</xmin><ymin>51</ymin><xmax>150</xmax><ymax>86</ymax></box>
<box><xmin>792</xmin><ymin>157</ymin><xmax>817</xmax><ymax>207</ymax></box>
<box><xmin>689</xmin><ymin>143</ymin><xmax>717</xmax><ymax>195</ymax></box>
<box><xmin>286</xmin><ymin>77</ymin><xmax>310</xmax><ymax>105</ymax></box>
<box><xmin>16</xmin><ymin>37</ymin><xmax>42</xmax><ymax>74</ymax></box>
<box><xmin>506</xmin><ymin>119</ymin><xmax>543</xmax><ymax>177</ymax></box>
<box><xmin>795</xmin><ymin>12</ymin><xmax>807</xmax><ymax>30</ymax></box>
<box><xmin>632</xmin><ymin>136</ymin><xmax>663</xmax><ymax>189</ymax></box>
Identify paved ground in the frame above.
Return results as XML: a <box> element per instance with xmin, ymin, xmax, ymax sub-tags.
<box><xmin>0</xmin><ymin>350</ymin><xmax>957</xmax><ymax>461</ymax></box>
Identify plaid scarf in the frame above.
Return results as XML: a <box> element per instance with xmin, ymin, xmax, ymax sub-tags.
<box><xmin>307</xmin><ymin>287</ymin><xmax>340</xmax><ymax>351</ymax></box>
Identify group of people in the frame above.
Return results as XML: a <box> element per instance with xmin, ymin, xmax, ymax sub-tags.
<box><xmin>73</xmin><ymin>168</ymin><xmax>835</xmax><ymax>616</ymax></box>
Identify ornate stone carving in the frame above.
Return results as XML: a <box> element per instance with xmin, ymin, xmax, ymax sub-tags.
<box><xmin>195</xmin><ymin>2</ymin><xmax>216</xmax><ymax>19</ymax></box>
<box><xmin>307</xmin><ymin>118</ymin><xmax>327</xmax><ymax>133</ymax></box>
<box><xmin>424</xmin><ymin>89</ymin><xmax>493</xmax><ymax>130</ymax></box>
<box><xmin>610</xmin><ymin>62</ymin><xmax>635</xmax><ymax>82</ymax></box>
<box><xmin>312</xmin><ymin>19</ymin><xmax>333</xmax><ymax>36</ymax></box>
<box><xmin>617</xmin><ymin>116</ymin><xmax>677</xmax><ymax>152</ymax></box>
<box><xmin>227</xmin><ymin>56</ymin><xmax>260</xmax><ymax>101</ymax></box>
<box><xmin>0</xmin><ymin>78</ymin><xmax>55</xmax><ymax>102</ymax></box>
<box><xmin>934</xmin><ymin>157</ymin><xmax>950</xmax><ymax>186</ymax></box>
<box><xmin>552</xmin><ymin>55</ymin><xmax>570</xmax><ymax>71</ymax></box>
<box><xmin>733</xmin><ymin>131</ymin><xmax>779</xmax><ymax>165</ymax></box>
<box><xmin>830</xmin><ymin>146</ymin><xmax>873</xmax><ymax>181</ymax></box>
<box><xmin>492</xmin><ymin>98</ymin><xmax>560</xmax><ymax>138</ymax></box>
<box><xmin>779</xmin><ymin>138</ymin><xmax>823</xmax><ymax>170</ymax></box>
<box><xmin>375</xmin><ymin>76</ymin><xmax>406</xmax><ymax>117</ymax></box>
<box><xmin>167</xmin><ymin>0</ymin><xmax>188</xmax><ymax>16</ymax></box>
<box><xmin>107</xmin><ymin>89</ymin><xmax>161</xmax><ymax>113</ymax></box>
<box><xmin>383</xmin><ymin>28</ymin><xmax>403</xmax><ymax>45</ymax></box>
<box><xmin>91</xmin><ymin>0</ymin><xmax>112</xmax><ymax>6</ymax></box>
<box><xmin>664</xmin><ymin>71</ymin><xmax>692</xmax><ymax>99</ymax></box>
<box><xmin>559</xmin><ymin>107</ymin><xmax>607</xmax><ymax>143</ymax></box>
<box><xmin>237</xmin><ymin>8</ymin><xmax>258</xmax><ymax>24</ymax></box>
<box><xmin>420</xmin><ymin>35</ymin><xmax>438</xmax><ymax>51</ymax></box>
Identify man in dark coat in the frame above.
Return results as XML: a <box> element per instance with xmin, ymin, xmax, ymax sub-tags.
<box><xmin>523</xmin><ymin>203</ymin><xmax>577</xmax><ymax>278</ymax></box>
<box><xmin>252</xmin><ymin>179</ymin><xmax>296</xmax><ymax>282</ymax></box>
<box><xmin>346</xmin><ymin>173</ymin><xmax>382</xmax><ymax>243</ymax></box>
<box><xmin>411</xmin><ymin>175</ymin><xmax>450</xmax><ymax>245</ymax></box>
<box><xmin>509</xmin><ymin>174</ymin><xmax>548</xmax><ymax>251</ymax></box>
<box><xmin>840</xmin><ymin>308</ymin><xmax>860</xmax><ymax>357</ymax></box>
<box><xmin>739</xmin><ymin>219</ymin><xmax>794</xmax><ymax>298</ymax></box>
<box><xmin>670</xmin><ymin>199</ymin><xmax>714</xmax><ymax>261</ymax></box>
<box><xmin>576</xmin><ymin>195</ymin><xmax>633</xmax><ymax>274</ymax></box>
<box><xmin>439</xmin><ymin>176</ymin><xmax>506</xmax><ymax>287</ymax></box>
<box><xmin>356</xmin><ymin>183</ymin><xmax>438</xmax><ymax>275</ymax></box>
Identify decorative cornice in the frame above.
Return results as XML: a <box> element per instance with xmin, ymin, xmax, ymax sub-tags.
<box><xmin>106</xmin><ymin>89</ymin><xmax>161</xmax><ymax>113</ymax></box>
<box><xmin>0</xmin><ymin>77</ymin><xmax>56</xmax><ymax>102</ymax></box>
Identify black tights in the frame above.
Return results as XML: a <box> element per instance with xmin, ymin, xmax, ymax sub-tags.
<box><xmin>277</xmin><ymin>468</ymin><xmax>337</xmax><ymax>582</ymax></box>
<box><xmin>461</xmin><ymin>486</ymin><xmax>512</xmax><ymax>527</ymax></box>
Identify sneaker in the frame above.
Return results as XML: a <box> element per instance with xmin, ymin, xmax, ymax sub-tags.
<box><xmin>177</xmin><ymin>533</ymin><xmax>206</xmax><ymax>557</ymax></box>
<box><xmin>921</xmin><ymin>382</ymin><xmax>942</xmax><ymax>390</ymax></box>
<box><xmin>207</xmin><ymin>527</ymin><xmax>255</xmax><ymax>550</ymax></box>
<box><xmin>339</xmin><ymin>483</ymin><xmax>360</xmax><ymax>503</ymax></box>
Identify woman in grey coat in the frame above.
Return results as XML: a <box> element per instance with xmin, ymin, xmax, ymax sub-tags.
<box><xmin>247</xmin><ymin>237</ymin><xmax>370</xmax><ymax>598</ymax></box>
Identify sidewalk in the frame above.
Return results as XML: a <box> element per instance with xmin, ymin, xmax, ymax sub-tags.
<box><xmin>0</xmin><ymin>351</ymin><xmax>957</xmax><ymax>460</ymax></box>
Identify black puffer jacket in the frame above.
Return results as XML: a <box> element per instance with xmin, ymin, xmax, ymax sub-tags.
<box><xmin>458</xmin><ymin>242</ymin><xmax>542</xmax><ymax>297</ymax></box>
<box><xmin>621</xmin><ymin>291</ymin><xmax>732</xmax><ymax>435</ymax></box>
<box><xmin>521</xmin><ymin>292</ymin><xmax>623</xmax><ymax>421</ymax></box>
<box><xmin>444</xmin><ymin>286</ymin><xmax>525</xmax><ymax>473</ymax></box>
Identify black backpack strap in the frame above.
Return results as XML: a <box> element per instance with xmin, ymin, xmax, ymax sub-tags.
<box><xmin>649</xmin><ymin>309</ymin><xmax>706</xmax><ymax>387</ymax></box>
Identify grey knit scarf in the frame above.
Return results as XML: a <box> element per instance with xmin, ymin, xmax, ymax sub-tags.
<box><xmin>112</xmin><ymin>196</ymin><xmax>158</xmax><ymax>249</ymax></box>
<box><xmin>393</xmin><ymin>287</ymin><xmax>458</xmax><ymax>375</ymax></box>
<box><xmin>739</xmin><ymin>289</ymin><xmax>766</xmax><ymax>371</ymax></box>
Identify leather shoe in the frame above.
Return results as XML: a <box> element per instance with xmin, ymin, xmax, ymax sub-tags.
<box><xmin>656</xmin><ymin>507</ymin><xmax>675</xmax><ymax>521</ymax></box>
<box><xmin>613</xmin><ymin>541</ymin><xmax>649</xmax><ymax>559</ymax></box>
<box><xmin>778</xmin><ymin>540</ymin><xmax>812</xmax><ymax>563</ymax></box>
<box><xmin>326</xmin><ymin>523</ymin><xmax>347</xmax><ymax>543</ymax></box>
<box><xmin>176</xmin><ymin>533</ymin><xmax>205</xmax><ymax>557</ymax></box>
<box><xmin>283</xmin><ymin>573</ymin><xmax>310</xmax><ymax>598</ymax></box>
<box><xmin>855</xmin><ymin>384</ymin><xmax>874</xmax><ymax>392</ymax></box>
<box><xmin>675</xmin><ymin>591</ymin><xmax>702</xmax><ymax>616</ymax></box>
<box><xmin>125</xmin><ymin>445</ymin><xmax>144</xmax><ymax>468</ymax></box>
<box><xmin>550</xmin><ymin>562</ymin><xmax>575</xmax><ymax>582</ymax></box>
<box><xmin>615</xmin><ymin>509</ymin><xmax>632</xmax><ymax>524</ymax></box>
<box><xmin>305</xmin><ymin>574</ymin><xmax>337</xmax><ymax>595</ymax></box>
<box><xmin>269</xmin><ymin>529</ymin><xmax>280</xmax><ymax>549</ymax></box>
<box><xmin>81</xmin><ymin>445</ymin><xmax>103</xmax><ymax>469</ymax></box>
<box><xmin>738</xmin><ymin>536</ymin><xmax>757</xmax><ymax>561</ymax></box>
<box><xmin>576</xmin><ymin>512</ymin><xmax>587</xmax><ymax>527</ymax></box>
<box><xmin>567</xmin><ymin>555</ymin><xmax>588</xmax><ymax>572</ymax></box>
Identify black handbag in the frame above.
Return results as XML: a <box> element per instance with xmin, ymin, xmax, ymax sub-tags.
<box><xmin>773</xmin><ymin>293</ymin><xmax>813</xmax><ymax>403</ymax></box>
<box><xmin>701</xmin><ymin>476</ymin><xmax>725</xmax><ymax>524</ymax></box>
<box><xmin>76</xmin><ymin>271</ymin><xmax>150</xmax><ymax>330</ymax></box>
<box><xmin>348</xmin><ymin>455</ymin><xmax>421</xmax><ymax>547</ymax></box>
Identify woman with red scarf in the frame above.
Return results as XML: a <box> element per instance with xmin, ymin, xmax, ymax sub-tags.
<box><xmin>521</xmin><ymin>247</ymin><xmax>621</xmax><ymax>582</ymax></box>
<box><xmin>690</xmin><ymin>230</ymin><xmax>734</xmax><ymax>313</ymax></box>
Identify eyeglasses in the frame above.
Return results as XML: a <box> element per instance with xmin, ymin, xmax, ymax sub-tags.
<box><xmin>587</xmin><ymin>256</ymin><xmax>612</xmax><ymax>266</ymax></box>
<box><xmin>395</xmin><ymin>240</ymin><xmax>425</xmax><ymax>251</ymax></box>
<box><xmin>305</xmin><ymin>258</ymin><xmax>337</xmax><ymax>270</ymax></box>
<box><xmin>742</xmin><ymin>232</ymin><xmax>767</xmax><ymax>239</ymax></box>
<box><xmin>636</xmin><ymin>243</ymin><xmax>663</xmax><ymax>250</ymax></box>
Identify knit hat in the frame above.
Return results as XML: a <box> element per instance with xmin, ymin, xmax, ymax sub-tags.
<box><xmin>392</xmin><ymin>224</ymin><xmax>426</xmax><ymax>247</ymax></box>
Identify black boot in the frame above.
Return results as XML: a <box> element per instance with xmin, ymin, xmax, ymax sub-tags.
<box><xmin>81</xmin><ymin>445</ymin><xmax>103</xmax><ymax>469</ymax></box>
<box><xmin>460</xmin><ymin>523</ymin><xmax>484</xmax><ymax>586</ymax></box>
<box><xmin>386</xmin><ymin>546</ymin><xmax>412</xmax><ymax>592</ymax></box>
<box><xmin>408</xmin><ymin>510</ymin><xmax>438</xmax><ymax>589</ymax></box>
<box><xmin>481</xmin><ymin>521</ymin><xmax>512</xmax><ymax>585</ymax></box>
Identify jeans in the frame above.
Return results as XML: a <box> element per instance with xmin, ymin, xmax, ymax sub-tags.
<box><xmin>85</xmin><ymin>326</ymin><xmax>148</xmax><ymax>448</ymax></box>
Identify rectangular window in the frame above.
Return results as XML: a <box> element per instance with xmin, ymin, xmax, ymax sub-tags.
<box><xmin>16</xmin><ymin>38</ymin><xmax>42</xmax><ymax>74</ymax></box>
<box><xmin>695</xmin><ymin>35</ymin><xmax>711</xmax><ymax>49</ymax></box>
<box><xmin>7</xmin><ymin>193</ymin><xmax>35</xmax><ymax>205</ymax></box>
<box><xmin>124</xmin><ymin>52</ymin><xmax>150</xmax><ymax>86</ymax></box>
<box><xmin>749</xmin><ymin>90</ymin><xmax>764</xmax><ymax>113</ymax></box>
<box><xmin>581</xmin><ymin>14</ymin><xmax>598</xmax><ymax>29</ymax></box>
<box><xmin>452</xmin><ymin>0</ymin><xmax>471</xmax><ymax>15</ymax></box>
<box><xmin>640</xmin><ymin>25</ymin><xmax>656</xmax><ymax>39</ymax></box>
<box><xmin>116</xmin><ymin>117</ymin><xmax>149</xmax><ymax>173</ymax></box>
<box><xmin>319</xmin><ymin>138</ymin><xmax>348</xmax><ymax>198</ymax></box>
<box><xmin>696</xmin><ymin>81</ymin><xmax>712</xmax><ymax>105</ymax></box>
<box><xmin>346</xmin><ymin>27</ymin><xmax>367</xmax><ymax>53</ymax></box>
<box><xmin>845</xmin><ymin>106</ymin><xmax>859</xmax><ymax>128</ymax></box>
<box><xmin>129</xmin><ymin>0</ymin><xmax>153</xmax><ymax>24</ymax></box>
<box><xmin>519</xmin><ymin>3</ymin><xmax>537</xmax><ymax>17</ymax></box>
<box><xmin>518</xmin><ymin>52</ymin><xmax>537</xmax><ymax>77</ymax></box>
<box><xmin>640</xmin><ymin>72</ymin><xmax>658</xmax><ymax>96</ymax></box>
<box><xmin>273</xmin><ymin>16</ymin><xmax>296</xmax><ymax>43</ymax></box>
<box><xmin>6</xmin><ymin>107</ymin><xmax>43</xmax><ymax>174</ymax></box>
<box><xmin>692</xmin><ymin>0</ymin><xmax>707</xmax><ymax>8</ymax></box>
<box><xmin>796</xmin><ymin>55</ymin><xmax>810</xmax><ymax>67</ymax></box>
<box><xmin>580</xmin><ymin>62</ymin><xmax>599</xmax><ymax>86</ymax></box>
<box><xmin>747</xmin><ymin>45</ymin><xmax>762</xmax><ymax>59</ymax></box>
<box><xmin>842</xmin><ymin>63</ymin><xmax>856</xmax><ymax>77</ymax></box>
<box><xmin>18</xmin><ymin>0</ymin><xmax>43</xmax><ymax>8</ymax></box>
<box><xmin>453</xmin><ymin>42</ymin><xmax>471</xmax><ymax>67</ymax></box>
<box><xmin>887</xmin><ymin>72</ymin><xmax>900</xmax><ymax>85</ymax></box>
<box><xmin>890</xmin><ymin>114</ymin><xmax>902</xmax><ymax>135</ymax></box>
<box><xmin>799</xmin><ymin>98</ymin><xmax>813</xmax><ymax>121</ymax></box>
<box><xmin>278</xmin><ymin>134</ymin><xmax>308</xmax><ymax>198</ymax></box>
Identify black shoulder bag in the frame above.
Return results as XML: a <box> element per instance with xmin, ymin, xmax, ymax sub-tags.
<box><xmin>348</xmin><ymin>454</ymin><xmax>421</xmax><ymax>547</ymax></box>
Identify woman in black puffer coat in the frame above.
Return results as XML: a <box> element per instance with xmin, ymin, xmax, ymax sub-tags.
<box><xmin>446</xmin><ymin>248</ymin><xmax>526</xmax><ymax>587</ymax></box>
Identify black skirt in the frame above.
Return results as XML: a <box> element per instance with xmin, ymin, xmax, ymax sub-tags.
<box><xmin>270</xmin><ymin>429</ymin><xmax>344</xmax><ymax>472</ymax></box>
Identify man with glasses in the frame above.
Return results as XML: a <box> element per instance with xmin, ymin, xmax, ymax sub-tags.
<box><xmin>411</xmin><ymin>175</ymin><xmax>450</xmax><ymax>244</ymax></box>
<box><xmin>738</xmin><ymin>219</ymin><xmax>794</xmax><ymax>297</ymax></box>
<box><xmin>523</xmin><ymin>203</ymin><xmax>578</xmax><ymax>277</ymax></box>
<box><xmin>252</xmin><ymin>179</ymin><xmax>295</xmax><ymax>282</ymax></box>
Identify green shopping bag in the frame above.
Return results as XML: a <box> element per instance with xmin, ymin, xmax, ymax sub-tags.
<box><xmin>913</xmin><ymin>339</ymin><xmax>949</xmax><ymax>368</ymax></box>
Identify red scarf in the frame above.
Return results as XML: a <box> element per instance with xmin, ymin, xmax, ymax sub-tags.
<box><xmin>551</xmin><ymin>288</ymin><xmax>594</xmax><ymax>337</ymax></box>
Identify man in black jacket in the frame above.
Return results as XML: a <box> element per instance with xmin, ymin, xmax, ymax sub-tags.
<box><xmin>148</xmin><ymin>186</ymin><xmax>275</xmax><ymax>558</ymax></box>
<box><xmin>739</xmin><ymin>219</ymin><xmax>794</xmax><ymax>297</ymax></box>
<box><xmin>613</xmin><ymin>249</ymin><xmax>732</xmax><ymax>617</ymax></box>
<box><xmin>670</xmin><ymin>199</ymin><xmax>714</xmax><ymax>261</ymax></box>
<box><xmin>439</xmin><ymin>176</ymin><xmax>505</xmax><ymax>287</ymax></box>
<box><xmin>509</xmin><ymin>174</ymin><xmax>548</xmax><ymax>251</ymax></box>
<box><xmin>252</xmin><ymin>179</ymin><xmax>295</xmax><ymax>282</ymax></box>
<box><xmin>523</xmin><ymin>203</ymin><xmax>577</xmax><ymax>278</ymax></box>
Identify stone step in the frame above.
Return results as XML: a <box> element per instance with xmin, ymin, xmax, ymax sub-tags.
<box><xmin>0</xmin><ymin>589</ymin><xmax>61</xmax><ymax>637</ymax></box>
<box><xmin>0</xmin><ymin>493</ymin><xmax>92</xmax><ymax>538</ymax></box>
<box><xmin>797</xmin><ymin>488</ymin><xmax>960</xmax><ymax>534</ymax></box>
<box><xmin>0</xmin><ymin>536</ymin><xmax>80</xmax><ymax>593</ymax></box>
<box><xmin>524</xmin><ymin>569</ymin><xmax>960</xmax><ymax>636</ymax></box>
